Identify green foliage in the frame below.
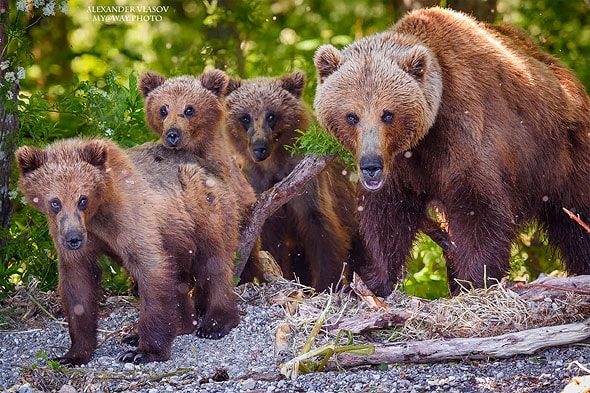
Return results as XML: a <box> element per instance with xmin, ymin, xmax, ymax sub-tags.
<box><xmin>286</xmin><ymin>123</ymin><xmax>355</xmax><ymax>169</ymax></box>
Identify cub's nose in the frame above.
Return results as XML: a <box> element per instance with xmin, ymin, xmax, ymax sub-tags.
<box><xmin>166</xmin><ymin>128</ymin><xmax>181</xmax><ymax>147</ymax></box>
<box><xmin>65</xmin><ymin>230</ymin><xmax>83</xmax><ymax>250</ymax></box>
<box><xmin>251</xmin><ymin>141</ymin><xmax>269</xmax><ymax>161</ymax></box>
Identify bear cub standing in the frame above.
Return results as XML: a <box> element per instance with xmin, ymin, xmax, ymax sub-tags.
<box><xmin>225</xmin><ymin>71</ymin><xmax>361</xmax><ymax>291</ymax></box>
<box><xmin>138</xmin><ymin>70</ymin><xmax>264</xmax><ymax>283</ymax></box>
<box><xmin>17</xmin><ymin>138</ymin><xmax>240</xmax><ymax>365</ymax></box>
<box><xmin>313</xmin><ymin>7</ymin><xmax>590</xmax><ymax>296</ymax></box>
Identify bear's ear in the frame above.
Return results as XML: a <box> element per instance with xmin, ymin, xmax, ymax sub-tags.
<box><xmin>80</xmin><ymin>140</ymin><xmax>108</xmax><ymax>168</ymax></box>
<box><xmin>16</xmin><ymin>146</ymin><xmax>46</xmax><ymax>175</ymax></box>
<box><xmin>400</xmin><ymin>48</ymin><xmax>427</xmax><ymax>83</ymax></box>
<box><xmin>139</xmin><ymin>71</ymin><xmax>166</xmax><ymax>98</ymax></box>
<box><xmin>200</xmin><ymin>70</ymin><xmax>229</xmax><ymax>98</ymax></box>
<box><xmin>279</xmin><ymin>70</ymin><xmax>306</xmax><ymax>99</ymax></box>
<box><xmin>226</xmin><ymin>77</ymin><xmax>242</xmax><ymax>96</ymax></box>
<box><xmin>314</xmin><ymin>45</ymin><xmax>342</xmax><ymax>84</ymax></box>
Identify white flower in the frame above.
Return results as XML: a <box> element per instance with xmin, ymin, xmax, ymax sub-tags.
<box><xmin>8</xmin><ymin>190</ymin><xmax>18</xmax><ymax>200</ymax></box>
<box><xmin>59</xmin><ymin>1</ymin><xmax>69</xmax><ymax>14</ymax></box>
<box><xmin>6</xmin><ymin>90</ymin><xmax>13</xmax><ymax>100</ymax></box>
<box><xmin>16</xmin><ymin>0</ymin><xmax>28</xmax><ymax>12</ymax></box>
<box><xmin>105</xmin><ymin>128</ymin><xmax>113</xmax><ymax>136</ymax></box>
<box><xmin>4</xmin><ymin>71</ymin><xmax>15</xmax><ymax>83</ymax></box>
<box><xmin>33</xmin><ymin>0</ymin><xmax>44</xmax><ymax>7</ymax></box>
<box><xmin>17</xmin><ymin>66</ymin><xmax>25</xmax><ymax>80</ymax></box>
<box><xmin>0</xmin><ymin>60</ymin><xmax>9</xmax><ymax>71</ymax></box>
<box><xmin>42</xmin><ymin>1</ymin><xmax>55</xmax><ymax>16</ymax></box>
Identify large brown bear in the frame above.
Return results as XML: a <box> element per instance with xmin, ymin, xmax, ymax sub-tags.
<box><xmin>313</xmin><ymin>7</ymin><xmax>590</xmax><ymax>296</ymax></box>
<box><xmin>138</xmin><ymin>70</ymin><xmax>264</xmax><ymax>283</ymax></box>
<box><xmin>16</xmin><ymin>138</ymin><xmax>240</xmax><ymax>365</ymax></box>
<box><xmin>225</xmin><ymin>71</ymin><xmax>361</xmax><ymax>290</ymax></box>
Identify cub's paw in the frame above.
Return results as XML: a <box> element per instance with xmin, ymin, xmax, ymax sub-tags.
<box><xmin>196</xmin><ymin>314</ymin><xmax>238</xmax><ymax>339</ymax></box>
<box><xmin>53</xmin><ymin>356</ymin><xmax>82</xmax><ymax>367</ymax></box>
<box><xmin>118</xmin><ymin>350</ymin><xmax>148</xmax><ymax>365</ymax></box>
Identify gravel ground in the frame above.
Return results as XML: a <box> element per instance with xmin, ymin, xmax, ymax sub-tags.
<box><xmin>1</xmin><ymin>282</ymin><xmax>589</xmax><ymax>393</ymax></box>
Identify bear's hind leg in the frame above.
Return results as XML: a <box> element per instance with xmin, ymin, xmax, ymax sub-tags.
<box><xmin>546</xmin><ymin>205</ymin><xmax>590</xmax><ymax>275</ymax></box>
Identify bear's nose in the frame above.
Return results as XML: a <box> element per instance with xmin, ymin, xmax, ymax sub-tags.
<box><xmin>251</xmin><ymin>140</ymin><xmax>269</xmax><ymax>162</ymax></box>
<box><xmin>65</xmin><ymin>230</ymin><xmax>83</xmax><ymax>250</ymax></box>
<box><xmin>166</xmin><ymin>128</ymin><xmax>180</xmax><ymax>147</ymax></box>
<box><xmin>359</xmin><ymin>155</ymin><xmax>384</xmax><ymax>179</ymax></box>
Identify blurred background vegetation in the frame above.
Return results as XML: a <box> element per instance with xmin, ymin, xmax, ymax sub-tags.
<box><xmin>1</xmin><ymin>0</ymin><xmax>589</xmax><ymax>300</ymax></box>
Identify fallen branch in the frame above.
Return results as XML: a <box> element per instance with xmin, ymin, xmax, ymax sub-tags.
<box><xmin>509</xmin><ymin>275</ymin><xmax>590</xmax><ymax>301</ymax></box>
<box><xmin>325</xmin><ymin>319</ymin><xmax>590</xmax><ymax>369</ymax></box>
<box><xmin>235</xmin><ymin>154</ymin><xmax>335</xmax><ymax>277</ymax></box>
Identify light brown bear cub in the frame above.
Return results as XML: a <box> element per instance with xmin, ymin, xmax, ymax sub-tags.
<box><xmin>225</xmin><ymin>71</ymin><xmax>361</xmax><ymax>291</ymax></box>
<box><xmin>17</xmin><ymin>138</ymin><xmax>240</xmax><ymax>365</ymax></box>
<box><xmin>138</xmin><ymin>70</ymin><xmax>263</xmax><ymax>283</ymax></box>
<box><xmin>314</xmin><ymin>7</ymin><xmax>590</xmax><ymax>297</ymax></box>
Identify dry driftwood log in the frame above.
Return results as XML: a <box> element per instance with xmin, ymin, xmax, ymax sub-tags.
<box><xmin>325</xmin><ymin>319</ymin><xmax>590</xmax><ymax>370</ymax></box>
<box><xmin>508</xmin><ymin>275</ymin><xmax>590</xmax><ymax>301</ymax></box>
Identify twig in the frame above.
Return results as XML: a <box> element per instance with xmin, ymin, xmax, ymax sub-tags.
<box><xmin>563</xmin><ymin>207</ymin><xmax>590</xmax><ymax>233</ymax></box>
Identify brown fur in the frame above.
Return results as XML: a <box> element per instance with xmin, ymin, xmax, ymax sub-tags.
<box><xmin>139</xmin><ymin>70</ymin><xmax>264</xmax><ymax>282</ymax></box>
<box><xmin>313</xmin><ymin>7</ymin><xmax>590</xmax><ymax>296</ymax></box>
<box><xmin>225</xmin><ymin>71</ymin><xmax>362</xmax><ymax>290</ymax></box>
<box><xmin>16</xmin><ymin>139</ymin><xmax>240</xmax><ymax>365</ymax></box>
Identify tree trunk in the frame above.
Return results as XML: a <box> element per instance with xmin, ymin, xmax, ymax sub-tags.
<box><xmin>0</xmin><ymin>0</ymin><xmax>19</xmax><ymax>244</ymax></box>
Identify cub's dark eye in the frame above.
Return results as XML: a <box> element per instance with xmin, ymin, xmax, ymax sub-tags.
<box><xmin>240</xmin><ymin>114</ymin><xmax>251</xmax><ymax>128</ymax></box>
<box><xmin>78</xmin><ymin>196</ymin><xmax>88</xmax><ymax>211</ymax></box>
<box><xmin>346</xmin><ymin>113</ymin><xmax>359</xmax><ymax>125</ymax></box>
<box><xmin>49</xmin><ymin>198</ymin><xmax>62</xmax><ymax>214</ymax></box>
<box><xmin>266</xmin><ymin>112</ymin><xmax>276</xmax><ymax>128</ymax></box>
<box><xmin>382</xmin><ymin>110</ymin><xmax>394</xmax><ymax>124</ymax></box>
<box><xmin>184</xmin><ymin>106</ymin><xmax>195</xmax><ymax>118</ymax></box>
<box><xmin>159</xmin><ymin>106</ymin><xmax>168</xmax><ymax>119</ymax></box>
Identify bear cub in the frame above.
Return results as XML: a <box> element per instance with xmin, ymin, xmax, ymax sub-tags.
<box><xmin>17</xmin><ymin>138</ymin><xmax>240</xmax><ymax>365</ymax></box>
<box><xmin>225</xmin><ymin>71</ymin><xmax>361</xmax><ymax>291</ymax></box>
<box><xmin>138</xmin><ymin>70</ymin><xmax>264</xmax><ymax>283</ymax></box>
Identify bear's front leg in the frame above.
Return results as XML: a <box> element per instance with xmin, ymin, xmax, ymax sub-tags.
<box><xmin>443</xmin><ymin>185</ymin><xmax>515</xmax><ymax>295</ymax></box>
<box><xmin>358</xmin><ymin>189</ymin><xmax>425</xmax><ymax>297</ymax></box>
<box><xmin>54</xmin><ymin>250</ymin><xmax>103</xmax><ymax>366</ymax></box>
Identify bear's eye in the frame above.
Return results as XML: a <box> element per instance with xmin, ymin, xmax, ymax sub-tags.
<box><xmin>240</xmin><ymin>114</ymin><xmax>251</xmax><ymax>128</ymax></box>
<box><xmin>184</xmin><ymin>106</ymin><xmax>195</xmax><ymax>118</ymax></box>
<box><xmin>49</xmin><ymin>198</ymin><xmax>62</xmax><ymax>214</ymax></box>
<box><xmin>160</xmin><ymin>106</ymin><xmax>168</xmax><ymax>119</ymax></box>
<box><xmin>78</xmin><ymin>196</ymin><xmax>88</xmax><ymax>211</ymax></box>
<box><xmin>382</xmin><ymin>110</ymin><xmax>395</xmax><ymax>124</ymax></box>
<box><xmin>266</xmin><ymin>112</ymin><xmax>277</xmax><ymax>128</ymax></box>
<box><xmin>346</xmin><ymin>113</ymin><xmax>359</xmax><ymax>125</ymax></box>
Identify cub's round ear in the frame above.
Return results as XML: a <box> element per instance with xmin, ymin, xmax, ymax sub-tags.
<box><xmin>139</xmin><ymin>71</ymin><xmax>166</xmax><ymax>98</ymax></box>
<box><xmin>80</xmin><ymin>140</ymin><xmax>108</xmax><ymax>167</ymax></box>
<box><xmin>16</xmin><ymin>146</ymin><xmax>46</xmax><ymax>175</ymax></box>
<box><xmin>226</xmin><ymin>77</ymin><xmax>242</xmax><ymax>96</ymax></box>
<box><xmin>279</xmin><ymin>70</ymin><xmax>306</xmax><ymax>99</ymax></box>
<box><xmin>200</xmin><ymin>69</ymin><xmax>229</xmax><ymax>98</ymax></box>
<box><xmin>314</xmin><ymin>45</ymin><xmax>342</xmax><ymax>84</ymax></box>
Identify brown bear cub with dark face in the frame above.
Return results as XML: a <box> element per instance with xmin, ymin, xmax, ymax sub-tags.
<box><xmin>17</xmin><ymin>138</ymin><xmax>240</xmax><ymax>365</ymax></box>
<box><xmin>314</xmin><ymin>7</ymin><xmax>590</xmax><ymax>296</ymax></box>
<box><xmin>225</xmin><ymin>71</ymin><xmax>361</xmax><ymax>291</ymax></box>
<box><xmin>138</xmin><ymin>70</ymin><xmax>264</xmax><ymax>283</ymax></box>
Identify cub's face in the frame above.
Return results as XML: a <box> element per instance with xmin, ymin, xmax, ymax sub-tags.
<box><xmin>313</xmin><ymin>32</ymin><xmax>442</xmax><ymax>191</ymax></box>
<box><xmin>16</xmin><ymin>140</ymin><xmax>107</xmax><ymax>251</ymax></box>
<box><xmin>225</xmin><ymin>71</ymin><xmax>309</xmax><ymax>163</ymax></box>
<box><xmin>139</xmin><ymin>71</ymin><xmax>228</xmax><ymax>151</ymax></box>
